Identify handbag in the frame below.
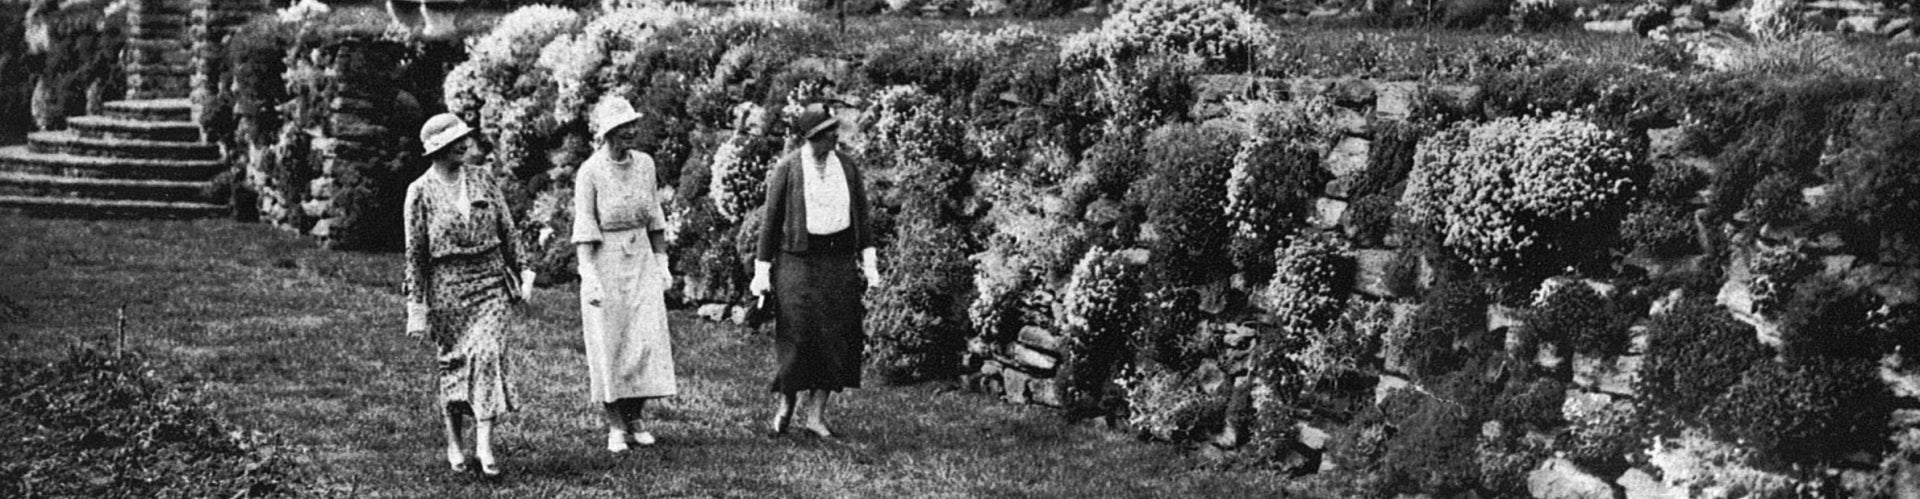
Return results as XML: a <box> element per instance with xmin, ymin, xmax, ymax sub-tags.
<box><xmin>745</xmin><ymin>292</ymin><xmax>777</xmax><ymax>328</ymax></box>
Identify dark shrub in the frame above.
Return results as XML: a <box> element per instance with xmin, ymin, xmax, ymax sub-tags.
<box><xmin>1397</xmin><ymin>278</ymin><xmax>1487</xmax><ymax>379</ymax></box>
<box><xmin>1777</xmin><ymin>276</ymin><xmax>1885</xmax><ymax>363</ymax></box>
<box><xmin>1635</xmin><ymin>296</ymin><xmax>1770</xmax><ymax>422</ymax></box>
<box><xmin>1621</xmin><ymin>203</ymin><xmax>1700</xmax><ymax>258</ymax></box>
<box><xmin>1824</xmin><ymin>83</ymin><xmax>1920</xmax><ymax>265</ymax></box>
<box><xmin>1704</xmin><ymin>357</ymin><xmax>1894</xmax><ymax>464</ymax></box>
<box><xmin>865</xmin><ymin>218</ymin><xmax>974</xmax><ymax>384</ymax></box>
<box><xmin>1140</xmin><ymin>123</ymin><xmax>1241</xmax><ymax>288</ymax></box>
<box><xmin>1525</xmin><ymin>280</ymin><xmax>1634</xmax><ymax>357</ymax></box>
<box><xmin>1135</xmin><ymin>285</ymin><xmax>1205</xmax><ymax>371</ymax></box>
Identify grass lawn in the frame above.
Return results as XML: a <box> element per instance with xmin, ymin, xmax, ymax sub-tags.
<box><xmin>0</xmin><ymin>214</ymin><xmax>1319</xmax><ymax>498</ymax></box>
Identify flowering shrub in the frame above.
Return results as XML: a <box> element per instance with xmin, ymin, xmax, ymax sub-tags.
<box><xmin>707</xmin><ymin>130</ymin><xmax>784</xmax><ymax>223</ymax></box>
<box><xmin>1385</xmin><ymin>278</ymin><xmax>1486</xmax><ymax>379</ymax></box>
<box><xmin>1645</xmin><ymin>429</ymin><xmax>1801</xmax><ymax>499</ymax></box>
<box><xmin>1507</xmin><ymin>0</ymin><xmax>1571</xmax><ymax>32</ymax></box>
<box><xmin>1398</xmin><ymin>114</ymin><xmax>1638</xmax><ymax>276</ymax></box>
<box><xmin>1225</xmin><ymin>97</ymin><xmax>1336</xmax><ymax>282</ymax></box>
<box><xmin>969</xmin><ymin>172</ymin><xmax>1086</xmax><ymax>344</ymax></box>
<box><xmin>1124</xmin><ymin>364</ymin><xmax>1228</xmax><ymax>442</ymax></box>
<box><xmin>1140</xmin><ymin>123</ymin><xmax>1241</xmax><ymax>287</ymax></box>
<box><xmin>1704</xmin><ymin>357</ymin><xmax>1894</xmax><ymax>465</ymax></box>
<box><xmin>443</xmin><ymin>6</ymin><xmax>583</xmax><ymax>176</ymax></box>
<box><xmin>1135</xmin><ymin>286</ymin><xmax>1205</xmax><ymax>371</ymax></box>
<box><xmin>1056</xmin><ymin>247</ymin><xmax>1146</xmax><ymax>416</ymax></box>
<box><xmin>1258</xmin><ymin>234</ymin><xmax>1352</xmax><ymax>380</ymax></box>
<box><xmin>1621</xmin><ymin>203</ymin><xmax>1699</xmax><ymax>258</ymax></box>
<box><xmin>1560</xmin><ymin>392</ymin><xmax>1645</xmax><ymax>475</ymax></box>
<box><xmin>1060</xmin><ymin>0</ymin><xmax>1268</xmax><ymax>72</ymax></box>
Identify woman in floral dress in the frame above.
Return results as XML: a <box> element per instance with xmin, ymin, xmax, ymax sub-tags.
<box><xmin>573</xmin><ymin>96</ymin><xmax>677</xmax><ymax>454</ymax></box>
<box><xmin>404</xmin><ymin>113</ymin><xmax>533</xmax><ymax>477</ymax></box>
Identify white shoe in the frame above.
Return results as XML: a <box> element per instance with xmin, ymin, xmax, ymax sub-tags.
<box><xmin>607</xmin><ymin>430</ymin><xmax>630</xmax><ymax>453</ymax></box>
<box><xmin>629</xmin><ymin>430</ymin><xmax>656</xmax><ymax>447</ymax></box>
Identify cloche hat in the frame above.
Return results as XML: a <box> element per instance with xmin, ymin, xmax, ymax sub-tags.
<box><xmin>591</xmin><ymin>95</ymin><xmax>645</xmax><ymax>141</ymax></box>
<box><xmin>789</xmin><ymin>101</ymin><xmax>839</xmax><ymax>140</ymax></box>
<box><xmin>420</xmin><ymin>113</ymin><xmax>474</xmax><ymax>157</ymax></box>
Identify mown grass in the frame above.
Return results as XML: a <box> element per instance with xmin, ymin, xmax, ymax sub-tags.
<box><xmin>0</xmin><ymin>214</ymin><xmax>1319</xmax><ymax>498</ymax></box>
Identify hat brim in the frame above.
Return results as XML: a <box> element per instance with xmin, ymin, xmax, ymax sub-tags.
<box><xmin>595</xmin><ymin>112</ymin><xmax>644</xmax><ymax>141</ymax></box>
<box><xmin>803</xmin><ymin>115</ymin><xmax>841</xmax><ymax>139</ymax></box>
<box><xmin>422</xmin><ymin>122</ymin><xmax>474</xmax><ymax>157</ymax></box>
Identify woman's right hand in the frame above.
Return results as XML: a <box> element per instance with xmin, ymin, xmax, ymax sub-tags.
<box><xmin>583</xmin><ymin>278</ymin><xmax>604</xmax><ymax>307</ymax></box>
<box><xmin>749</xmin><ymin>260</ymin><xmax>773</xmax><ymax>296</ymax></box>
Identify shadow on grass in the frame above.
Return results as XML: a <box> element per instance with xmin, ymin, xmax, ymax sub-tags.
<box><xmin>0</xmin><ymin>215</ymin><xmax>1323</xmax><ymax>498</ymax></box>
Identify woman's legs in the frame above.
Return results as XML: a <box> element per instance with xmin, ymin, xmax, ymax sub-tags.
<box><xmin>799</xmin><ymin>389</ymin><xmax>833</xmax><ymax>438</ymax></box>
<box><xmin>475</xmin><ymin>417</ymin><xmax>499</xmax><ymax>476</ymax></box>
<box><xmin>620</xmin><ymin>398</ymin><xmax>656</xmax><ymax>446</ymax></box>
<box><xmin>441</xmin><ymin>404</ymin><xmax>468</xmax><ymax>471</ymax></box>
<box><xmin>602</xmin><ymin>402</ymin><xmax>630</xmax><ymax>452</ymax></box>
<box><xmin>770</xmin><ymin>392</ymin><xmax>797</xmax><ymax>436</ymax></box>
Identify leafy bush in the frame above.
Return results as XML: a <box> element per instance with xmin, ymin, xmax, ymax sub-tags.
<box><xmin>1621</xmin><ymin>203</ymin><xmax>1699</xmax><ymax>258</ymax></box>
<box><xmin>443</xmin><ymin>5</ymin><xmax>584</xmax><ymax>176</ymax></box>
<box><xmin>1225</xmin><ymin>98</ymin><xmax>1335</xmax><ymax>282</ymax></box>
<box><xmin>1703</xmin><ymin>357</ymin><xmax>1894</xmax><ymax>465</ymax></box>
<box><xmin>1135</xmin><ymin>285</ymin><xmax>1206</xmax><ymax>371</ymax></box>
<box><xmin>1385</xmin><ymin>278</ymin><xmax>1486</xmax><ymax>379</ymax></box>
<box><xmin>0</xmin><ymin>345</ymin><xmax>309</xmax><ymax>497</ymax></box>
<box><xmin>1375</xmin><ymin>377</ymin><xmax>1484</xmax><ymax>495</ymax></box>
<box><xmin>865</xmin><ymin>218</ymin><xmax>975</xmax><ymax>384</ymax></box>
<box><xmin>1636</xmin><ymin>295</ymin><xmax>1768</xmax><ymax>423</ymax></box>
<box><xmin>1524</xmin><ymin>278</ymin><xmax>1633</xmax><ymax>357</ymax></box>
<box><xmin>1398</xmin><ymin>114</ymin><xmax>1639</xmax><ymax>277</ymax></box>
<box><xmin>1345</xmin><ymin>121</ymin><xmax>1427</xmax><ymax>247</ymax></box>
<box><xmin>1059</xmin><ymin>0</ymin><xmax>1268</xmax><ymax>72</ymax></box>
<box><xmin>1745</xmin><ymin>244</ymin><xmax>1813</xmax><ymax>317</ymax></box>
<box><xmin>23</xmin><ymin>0</ymin><xmax>125</xmax><ymax>132</ymax></box>
<box><xmin>1056</xmin><ymin>247</ymin><xmax>1146</xmax><ymax>417</ymax></box>
<box><xmin>708</xmin><ymin>131</ymin><xmax>785</xmax><ymax>223</ymax></box>
<box><xmin>1824</xmin><ymin>84</ymin><xmax>1920</xmax><ymax>266</ymax></box>
<box><xmin>1776</xmin><ymin>276</ymin><xmax>1886</xmax><ymax>363</ymax></box>
<box><xmin>1124</xmin><ymin>364</ymin><xmax>1228</xmax><ymax>442</ymax></box>
<box><xmin>1140</xmin><ymin>123</ymin><xmax>1241</xmax><ymax>288</ymax></box>
<box><xmin>969</xmin><ymin>172</ymin><xmax>1086</xmax><ymax>344</ymax></box>
<box><xmin>1560</xmin><ymin>391</ymin><xmax>1646</xmax><ymax>476</ymax></box>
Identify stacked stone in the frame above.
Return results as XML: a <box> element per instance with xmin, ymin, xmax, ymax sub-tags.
<box><xmin>972</xmin><ymin>325</ymin><xmax>1068</xmax><ymax>407</ymax></box>
<box><xmin>188</xmin><ymin>0</ymin><xmax>267</xmax><ymax>128</ymax></box>
<box><xmin>126</xmin><ymin>0</ymin><xmax>197</xmax><ymax>100</ymax></box>
<box><xmin>300</xmin><ymin>39</ymin><xmax>420</xmax><ymax>249</ymax></box>
<box><xmin>1588</xmin><ymin>0</ymin><xmax>1917</xmax><ymax>40</ymax></box>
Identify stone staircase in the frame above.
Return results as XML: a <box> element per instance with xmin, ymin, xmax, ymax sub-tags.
<box><xmin>0</xmin><ymin>0</ymin><xmax>224</xmax><ymax>219</ymax></box>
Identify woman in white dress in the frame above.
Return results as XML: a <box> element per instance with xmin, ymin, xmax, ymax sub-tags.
<box><xmin>573</xmin><ymin>96</ymin><xmax>677</xmax><ymax>453</ymax></box>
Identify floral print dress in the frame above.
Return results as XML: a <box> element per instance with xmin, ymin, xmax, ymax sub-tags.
<box><xmin>404</xmin><ymin>166</ymin><xmax>525</xmax><ymax>420</ymax></box>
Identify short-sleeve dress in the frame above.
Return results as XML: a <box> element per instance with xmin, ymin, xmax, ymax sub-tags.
<box><xmin>572</xmin><ymin>149</ymin><xmax>678</xmax><ymax>403</ymax></box>
<box><xmin>404</xmin><ymin>166</ymin><xmax>524</xmax><ymax>420</ymax></box>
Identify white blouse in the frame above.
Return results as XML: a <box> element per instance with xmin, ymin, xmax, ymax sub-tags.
<box><xmin>799</xmin><ymin>143</ymin><xmax>851</xmax><ymax>235</ymax></box>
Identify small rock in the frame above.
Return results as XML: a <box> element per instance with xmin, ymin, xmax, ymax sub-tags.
<box><xmin>696</xmin><ymin>303</ymin><xmax>729</xmax><ymax>321</ymax></box>
<box><xmin>1323</xmin><ymin>136</ymin><xmax>1372</xmax><ymax>178</ymax></box>
<box><xmin>1427</xmin><ymin>85</ymin><xmax>1482</xmax><ymax>114</ymax></box>
<box><xmin>1028</xmin><ymin>377</ymin><xmax>1063</xmax><ymax>407</ymax></box>
<box><xmin>1296</xmin><ymin>422</ymin><xmax>1331</xmax><ymax>450</ymax></box>
<box><xmin>1528</xmin><ymin>458</ymin><xmax>1615</xmax><ymax>499</ymax></box>
<box><xmin>1287</xmin><ymin>78</ymin><xmax>1330</xmax><ymax>100</ymax></box>
<box><xmin>1801</xmin><ymin>184</ymin><xmax>1832</xmax><ymax>208</ymax></box>
<box><xmin>1333</xmin><ymin>106</ymin><xmax>1370</xmax><ymax>136</ymax></box>
<box><xmin>1883</xmin><ymin>17</ymin><xmax>1913</xmax><ymax>36</ymax></box>
<box><xmin>1839</xmin><ymin>15</ymin><xmax>1884</xmax><ymax>34</ymax></box>
<box><xmin>1002</xmin><ymin>368</ymin><xmax>1032</xmax><ymax>404</ymax></box>
<box><xmin>1221</xmin><ymin>323</ymin><xmax>1258</xmax><ymax>349</ymax></box>
<box><xmin>309</xmin><ymin>217</ymin><xmax>336</xmax><ymax>238</ymax></box>
<box><xmin>1196</xmin><ymin>360</ymin><xmax>1228</xmax><ymax>394</ymax></box>
<box><xmin>1573</xmin><ymin>354</ymin><xmax>1641</xmax><ymax>396</ymax></box>
<box><xmin>300</xmin><ymin>199</ymin><xmax>330</xmax><ymax>218</ymax></box>
<box><xmin>1619</xmin><ymin>467</ymin><xmax>1687</xmax><ymax>499</ymax></box>
<box><xmin>1821</xmin><ymin>254</ymin><xmax>1859</xmax><ymax>278</ymax></box>
<box><xmin>1083</xmin><ymin>198</ymin><xmax>1124</xmax><ymax>226</ymax></box>
<box><xmin>1374</xmin><ymin>373</ymin><xmax>1411</xmax><ymax>405</ymax></box>
<box><xmin>729</xmin><ymin>305</ymin><xmax>750</xmax><ymax>325</ymax></box>
<box><xmin>1353</xmin><ymin>248</ymin><xmax>1405</xmax><ymax>298</ymax></box>
<box><xmin>1018</xmin><ymin>326</ymin><xmax>1066</xmax><ymax>354</ymax></box>
<box><xmin>1584</xmin><ymin>19</ymin><xmax>1636</xmax><ymax>33</ymax></box>
<box><xmin>1488</xmin><ymin>304</ymin><xmax>1526</xmax><ymax>334</ymax></box>
<box><xmin>1647</xmin><ymin>127</ymin><xmax>1684</xmax><ymax>158</ymax></box>
<box><xmin>1007</xmin><ymin>342</ymin><xmax>1059</xmax><ymax>373</ymax></box>
<box><xmin>1809</xmin><ymin>231</ymin><xmax>1847</xmax><ymax>251</ymax></box>
<box><xmin>1374</xmin><ymin>82</ymin><xmax>1421</xmax><ymax>121</ymax></box>
<box><xmin>979</xmin><ymin>359</ymin><xmax>1005</xmax><ymax>376</ymax></box>
<box><xmin>1310</xmin><ymin>197</ymin><xmax>1349</xmax><ymax>230</ymax></box>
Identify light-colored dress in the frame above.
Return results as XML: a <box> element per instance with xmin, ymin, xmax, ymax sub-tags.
<box><xmin>404</xmin><ymin>166</ymin><xmax>523</xmax><ymax>420</ymax></box>
<box><xmin>573</xmin><ymin>149</ymin><xmax>677</xmax><ymax>402</ymax></box>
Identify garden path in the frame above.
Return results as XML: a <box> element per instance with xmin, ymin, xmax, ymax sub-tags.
<box><xmin>0</xmin><ymin>215</ymin><xmax>1317</xmax><ymax>498</ymax></box>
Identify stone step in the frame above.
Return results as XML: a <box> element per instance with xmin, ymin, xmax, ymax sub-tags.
<box><xmin>0</xmin><ymin>171</ymin><xmax>214</xmax><ymax>202</ymax></box>
<box><xmin>131</xmin><ymin>12</ymin><xmax>193</xmax><ymax>29</ymax></box>
<box><xmin>126</xmin><ymin>88</ymin><xmax>192</xmax><ymax>101</ymax></box>
<box><xmin>126</xmin><ymin>62</ymin><xmax>194</xmax><ymax>77</ymax></box>
<box><xmin>67</xmin><ymin>115</ymin><xmax>201</xmax><ymax>142</ymax></box>
<box><xmin>0</xmin><ymin>145</ymin><xmax>223</xmax><ymax>181</ymax></box>
<box><xmin>103</xmin><ymin>99</ymin><xmax>193</xmax><ymax>122</ymax></box>
<box><xmin>0</xmin><ymin>194</ymin><xmax>224</xmax><ymax>219</ymax></box>
<box><xmin>126</xmin><ymin>38</ymin><xmax>189</xmax><ymax>53</ymax></box>
<box><xmin>28</xmin><ymin>131</ymin><xmax>217</xmax><ymax>160</ymax></box>
<box><xmin>127</xmin><ymin>47</ymin><xmax>194</xmax><ymax>66</ymax></box>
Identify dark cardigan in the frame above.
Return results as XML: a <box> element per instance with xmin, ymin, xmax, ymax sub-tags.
<box><xmin>755</xmin><ymin>149</ymin><xmax>874</xmax><ymax>262</ymax></box>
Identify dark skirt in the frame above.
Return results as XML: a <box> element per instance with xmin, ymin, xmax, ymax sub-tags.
<box><xmin>770</xmin><ymin>230</ymin><xmax>865</xmax><ymax>393</ymax></box>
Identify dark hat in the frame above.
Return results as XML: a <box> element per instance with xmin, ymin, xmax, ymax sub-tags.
<box><xmin>789</xmin><ymin>102</ymin><xmax>839</xmax><ymax>140</ymax></box>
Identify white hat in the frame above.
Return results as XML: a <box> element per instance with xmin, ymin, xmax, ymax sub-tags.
<box><xmin>420</xmin><ymin>113</ymin><xmax>474</xmax><ymax>157</ymax></box>
<box><xmin>591</xmin><ymin>95</ymin><xmax>645</xmax><ymax>141</ymax></box>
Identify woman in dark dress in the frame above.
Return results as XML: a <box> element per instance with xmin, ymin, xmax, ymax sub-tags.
<box><xmin>748</xmin><ymin>102</ymin><xmax>880</xmax><ymax>439</ymax></box>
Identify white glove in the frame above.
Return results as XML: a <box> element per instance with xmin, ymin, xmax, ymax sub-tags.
<box><xmin>655</xmin><ymin>253</ymin><xmax>673</xmax><ymax>290</ymax></box>
<box><xmin>518</xmin><ymin>269</ymin><xmax>537</xmax><ymax>302</ymax></box>
<box><xmin>581</xmin><ymin>273</ymin><xmax>603</xmax><ymax>308</ymax></box>
<box><xmin>405</xmin><ymin>301</ymin><xmax>430</xmax><ymax>338</ymax></box>
<box><xmin>861</xmin><ymin>248</ymin><xmax>881</xmax><ymax>287</ymax></box>
<box><xmin>749</xmin><ymin>260</ymin><xmax>773</xmax><ymax>296</ymax></box>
